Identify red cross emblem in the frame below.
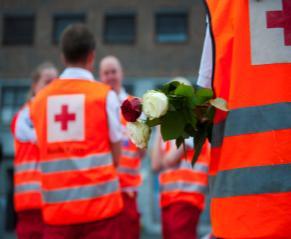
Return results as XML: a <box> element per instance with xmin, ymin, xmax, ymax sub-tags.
<box><xmin>54</xmin><ymin>105</ymin><xmax>76</xmax><ymax>131</ymax></box>
<box><xmin>266</xmin><ymin>0</ymin><xmax>291</xmax><ymax>46</ymax></box>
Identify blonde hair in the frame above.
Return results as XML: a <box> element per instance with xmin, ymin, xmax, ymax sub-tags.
<box><xmin>28</xmin><ymin>62</ymin><xmax>57</xmax><ymax>98</ymax></box>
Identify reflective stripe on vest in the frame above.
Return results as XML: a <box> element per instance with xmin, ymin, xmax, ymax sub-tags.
<box><xmin>210</xmin><ymin>163</ymin><xmax>291</xmax><ymax>198</ymax></box>
<box><xmin>160</xmin><ymin>160</ymin><xmax>209</xmax><ymax>194</ymax></box>
<box><xmin>121</xmin><ymin>150</ymin><xmax>139</xmax><ymax>159</ymax></box>
<box><xmin>41</xmin><ymin>153</ymin><xmax>112</xmax><ymax>174</ymax></box>
<box><xmin>160</xmin><ymin>181</ymin><xmax>207</xmax><ymax>194</ymax></box>
<box><xmin>15</xmin><ymin>182</ymin><xmax>41</xmax><ymax>194</ymax></box>
<box><xmin>43</xmin><ymin>178</ymin><xmax>119</xmax><ymax>203</ymax></box>
<box><xmin>119</xmin><ymin>112</ymin><xmax>142</xmax><ymax>191</ymax></box>
<box><xmin>159</xmin><ymin>140</ymin><xmax>210</xmax><ymax>209</ymax></box>
<box><xmin>118</xmin><ymin>166</ymin><xmax>140</xmax><ymax>176</ymax></box>
<box><xmin>212</xmin><ymin>103</ymin><xmax>291</xmax><ymax>147</ymax></box>
<box><xmin>12</xmin><ymin>107</ymin><xmax>43</xmax><ymax>212</ymax></box>
<box><xmin>161</xmin><ymin>161</ymin><xmax>209</xmax><ymax>175</ymax></box>
<box><xmin>194</xmin><ymin>162</ymin><xmax>209</xmax><ymax>173</ymax></box>
<box><xmin>30</xmin><ymin>79</ymin><xmax>123</xmax><ymax>225</ymax></box>
<box><xmin>206</xmin><ymin>0</ymin><xmax>291</xmax><ymax>237</ymax></box>
<box><xmin>15</xmin><ymin>161</ymin><xmax>39</xmax><ymax>173</ymax></box>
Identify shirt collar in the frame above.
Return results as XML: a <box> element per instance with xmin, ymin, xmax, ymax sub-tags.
<box><xmin>59</xmin><ymin>67</ymin><xmax>95</xmax><ymax>81</ymax></box>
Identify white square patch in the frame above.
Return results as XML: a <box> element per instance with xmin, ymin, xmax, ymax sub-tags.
<box><xmin>47</xmin><ymin>94</ymin><xmax>85</xmax><ymax>143</ymax></box>
<box><xmin>249</xmin><ymin>0</ymin><xmax>291</xmax><ymax>65</ymax></box>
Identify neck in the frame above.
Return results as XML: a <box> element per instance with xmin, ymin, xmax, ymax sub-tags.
<box><xmin>66</xmin><ymin>63</ymin><xmax>92</xmax><ymax>72</ymax></box>
<box><xmin>114</xmin><ymin>85</ymin><xmax>122</xmax><ymax>95</ymax></box>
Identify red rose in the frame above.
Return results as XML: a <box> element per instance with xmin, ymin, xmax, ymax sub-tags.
<box><xmin>121</xmin><ymin>97</ymin><xmax>142</xmax><ymax>122</ymax></box>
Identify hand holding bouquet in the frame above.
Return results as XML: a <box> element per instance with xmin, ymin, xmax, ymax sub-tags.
<box><xmin>121</xmin><ymin>80</ymin><xmax>228</xmax><ymax>165</ymax></box>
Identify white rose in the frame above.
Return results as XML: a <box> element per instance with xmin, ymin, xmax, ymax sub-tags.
<box><xmin>142</xmin><ymin>90</ymin><xmax>169</xmax><ymax>119</ymax></box>
<box><xmin>126</xmin><ymin>121</ymin><xmax>151</xmax><ymax>149</ymax></box>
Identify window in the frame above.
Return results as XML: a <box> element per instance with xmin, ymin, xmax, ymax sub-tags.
<box><xmin>2</xmin><ymin>15</ymin><xmax>35</xmax><ymax>45</ymax></box>
<box><xmin>104</xmin><ymin>13</ymin><xmax>136</xmax><ymax>44</ymax></box>
<box><xmin>1</xmin><ymin>86</ymin><xmax>29</xmax><ymax>125</ymax></box>
<box><xmin>53</xmin><ymin>14</ymin><xmax>86</xmax><ymax>44</ymax></box>
<box><xmin>155</xmin><ymin>12</ymin><xmax>188</xmax><ymax>43</ymax></box>
<box><xmin>123</xmin><ymin>83</ymin><xmax>134</xmax><ymax>95</ymax></box>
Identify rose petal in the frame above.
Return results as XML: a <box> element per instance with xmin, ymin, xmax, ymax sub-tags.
<box><xmin>121</xmin><ymin>98</ymin><xmax>142</xmax><ymax>122</ymax></box>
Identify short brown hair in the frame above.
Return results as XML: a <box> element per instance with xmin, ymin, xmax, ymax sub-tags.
<box><xmin>60</xmin><ymin>24</ymin><xmax>96</xmax><ymax>64</ymax></box>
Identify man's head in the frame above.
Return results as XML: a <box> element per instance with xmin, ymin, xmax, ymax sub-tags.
<box><xmin>31</xmin><ymin>62</ymin><xmax>58</xmax><ymax>97</ymax></box>
<box><xmin>60</xmin><ymin>24</ymin><xmax>96</xmax><ymax>71</ymax></box>
<box><xmin>99</xmin><ymin>56</ymin><xmax>123</xmax><ymax>93</ymax></box>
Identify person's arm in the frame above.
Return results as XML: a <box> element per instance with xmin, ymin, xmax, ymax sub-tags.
<box><xmin>162</xmin><ymin>144</ymin><xmax>184</xmax><ymax>168</ymax></box>
<box><xmin>138</xmin><ymin>148</ymin><xmax>146</xmax><ymax>159</ymax></box>
<box><xmin>151</xmin><ymin>127</ymin><xmax>163</xmax><ymax>172</ymax></box>
<box><xmin>110</xmin><ymin>141</ymin><xmax>121</xmax><ymax>167</ymax></box>
<box><xmin>106</xmin><ymin>90</ymin><xmax>122</xmax><ymax>167</ymax></box>
<box><xmin>15</xmin><ymin>106</ymin><xmax>36</xmax><ymax>143</ymax></box>
<box><xmin>162</xmin><ymin>138</ymin><xmax>193</xmax><ymax>168</ymax></box>
<box><xmin>197</xmin><ymin>19</ymin><xmax>213</xmax><ymax>89</ymax></box>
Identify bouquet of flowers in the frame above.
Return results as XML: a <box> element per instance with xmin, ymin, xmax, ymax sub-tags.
<box><xmin>121</xmin><ymin>80</ymin><xmax>228</xmax><ymax>165</ymax></box>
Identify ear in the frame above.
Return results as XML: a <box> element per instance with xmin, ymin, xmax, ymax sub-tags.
<box><xmin>31</xmin><ymin>81</ymin><xmax>38</xmax><ymax>97</ymax></box>
<box><xmin>87</xmin><ymin>51</ymin><xmax>96</xmax><ymax>66</ymax></box>
<box><xmin>60</xmin><ymin>53</ymin><xmax>67</xmax><ymax>65</ymax></box>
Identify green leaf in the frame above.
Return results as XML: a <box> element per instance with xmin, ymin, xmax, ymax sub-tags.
<box><xmin>174</xmin><ymin>84</ymin><xmax>195</xmax><ymax>98</ymax></box>
<box><xmin>209</xmin><ymin>97</ymin><xmax>229</xmax><ymax>111</ymax></box>
<box><xmin>189</xmin><ymin>97</ymin><xmax>197</xmax><ymax>108</ymax></box>
<box><xmin>168</xmin><ymin>95</ymin><xmax>185</xmax><ymax>111</ymax></box>
<box><xmin>162</xmin><ymin>81</ymin><xmax>180</xmax><ymax>94</ymax></box>
<box><xmin>206</xmin><ymin>106</ymin><xmax>215</xmax><ymax>121</ymax></box>
<box><xmin>175</xmin><ymin>137</ymin><xmax>184</xmax><ymax>148</ymax></box>
<box><xmin>146</xmin><ymin>118</ymin><xmax>161</xmax><ymax>127</ymax></box>
<box><xmin>192</xmin><ymin>132</ymin><xmax>208</xmax><ymax>166</ymax></box>
<box><xmin>205</xmin><ymin>106</ymin><xmax>215</xmax><ymax>143</ymax></box>
<box><xmin>195</xmin><ymin>88</ymin><xmax>213</xmax><ymax>105</ymax></box>
<box><xmin>184</xmin><ymin>124</ymin><xmax>196</xmax><ymax>137</ymax></box>
<box><xmin>184</xmin><ymin>109</ymin><xmax>197</xmax><ymax>128</ymax></box>
<box><xmin>192</xmin><ymin>120</ymin><xmax>212</xmax><ymax>165</ymax></box>
<box><xmin>175</xmin><ymin>84</ymin><xmax>197</xmax><ymax>110</ymax></box>
<box><xmin>160</xmin><ymin>111</ymin><xmax>186</xmax><ymax>141</ymax></box>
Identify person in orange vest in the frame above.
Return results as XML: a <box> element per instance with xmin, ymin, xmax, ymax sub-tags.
<box><xmin>28</xmin><ymin>24</ymin><xmax>123</xmax><ymax>239</ymax></box>
<box><xmin>199</xmin><ymin>1</ymin><xmax>291</xmax><ymax>238</ymax></box>
<box><xmin>152</xmin><ymin>126</ymin><xmax>210</xmax><ymax>239</ymax></box>
<box><xmin>99</xmin><ymin>56</ymin><xmax>144</xmax><ymax>239</ymax></box>
<box><xmin>11</xmin><ymin>62</ymin><xmax>58</xmax><ymax>239</ymax></box>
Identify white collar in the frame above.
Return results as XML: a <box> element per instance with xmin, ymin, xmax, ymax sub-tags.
<box><xmin>118</xmin><ymin>88</ymin><xmax>128</xmax><ymax>102</ymax></box>
<box><xmin>59</xmin><ymin>67</ymin><xmax>95</xmax><ymax>82</ymax></box>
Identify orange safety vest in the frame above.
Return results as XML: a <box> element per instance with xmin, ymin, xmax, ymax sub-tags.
<box><xmin>118</xmin><ymin>114</ymin><xmax>142</xmax><ymax>192</ymax></box>
<box><xmin>159</xmin><ymin>139</ymin><xmax>210</xmax><ymax>209</ymax></box>
<box><xmin>11</xmin><ymin>105</ymin><xmax>42</xmax><ymax>212</ymax></box>
<box><xmin>30</xmin><ymin>79</ymin><xmax>123</xmax><ymax>225</ymax></box>
<box><xmin>206</xmin><ymin>0</ymin><xmax>291</xmax><ymax>237</ymax></box>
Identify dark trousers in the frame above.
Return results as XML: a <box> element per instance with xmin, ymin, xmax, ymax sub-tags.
<box><xmin>162</xmin><ymin>202</ymin><xmax>201</xmax><ymax>239</ymax></box>
<box><xmin>119</xmin><ymin>192</ymin><xmax>140</xmax><ymax>239</ymax></box>
<box><xmin>43</xmin><ymin>214</ymin><xmax>122</xmax><ymax>239</ymax></box>
<box><xmin>16</xmin><ymin>209</ymin><xmax>44</xmax><ymax>239</ymax></box>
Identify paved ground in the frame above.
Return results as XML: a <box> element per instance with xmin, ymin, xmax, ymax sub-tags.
<box><xmin>2</xmin><ymin>232</ymin><xmax>15</xmax><ymax>239</ymax></box>
<box><xmin>142</xmin><ymin>232</ymin><xmax>162</xmax><ymax>239</ymax></box>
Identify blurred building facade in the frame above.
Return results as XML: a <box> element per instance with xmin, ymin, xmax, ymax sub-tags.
<box><xmin>0</xmin><ymin>0</ymin><xmax>207</xmax><ymax>237</ymax></box>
